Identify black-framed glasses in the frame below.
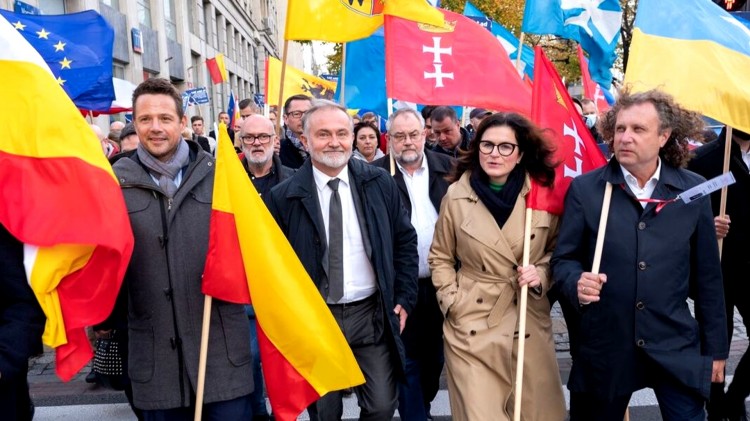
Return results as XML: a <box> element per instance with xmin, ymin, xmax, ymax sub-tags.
<box><xmin>286</xmin><ymin>110</ymin><xmax>305</xmax><ymax>119</ymax></box>
<box><xmin>478</xmin><ymin>141</ymin><xmax>518</xmax><ymax>156</ymax></box>
<box><xmin>240</xmin><ymin>133</ymin><xmax>274</xmax><ymax>144</ymax></box>
<box><xmin>390</xmin><ymin>131</ymin><xmax>422</xmax><ymax>143</ymax></box>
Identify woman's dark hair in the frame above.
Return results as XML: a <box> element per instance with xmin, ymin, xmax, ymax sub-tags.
<box><xmin>449</xmin><ymin>112</ymin><xmax>557</xmax><ymax>187</ymax></box>
<box><xmin>353</xmin><ymin>121</ymin><xmax>382</xmax><ymax>151</ymax></box>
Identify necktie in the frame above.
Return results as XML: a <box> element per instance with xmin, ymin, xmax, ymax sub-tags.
<box><xmin>327</xmin><ymin>178</ymin><xmax>344</xmax><ymax>302</ymax></box>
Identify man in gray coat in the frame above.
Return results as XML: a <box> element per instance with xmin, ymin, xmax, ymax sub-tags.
<box><xmin>112</xmin><ymin>78</ymin><xmax>253</xmax><ymax>419</ymax></box>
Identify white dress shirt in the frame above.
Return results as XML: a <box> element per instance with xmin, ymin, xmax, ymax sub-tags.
<box><xmin>621</xmin><ymin>158</ymin><xmax>661</xmax><ymax>208</ymax></box>
<box><xmin>397</xmin><ymin>157</ymin><xmax>438</xmax><ymax>279</ymax></box>
<box><xmin>313</xmin><ymin>166</ymin><xmax>377</xmax><ymax>303</ymax></box>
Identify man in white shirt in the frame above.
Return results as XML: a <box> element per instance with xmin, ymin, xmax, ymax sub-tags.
<box><xmin>265</xmin><ymin>100</ymin><xmax>418</xmax><ymax>421</ymax></box>
<box><xmin>373</xmin><ymin>108</ymin><xmax>455</xmax><ymax>421</ymax></box>
<box><xmin>551</xmin><ymin>89</ymin><xmax>727</xmax><ymax>421</ymax></box>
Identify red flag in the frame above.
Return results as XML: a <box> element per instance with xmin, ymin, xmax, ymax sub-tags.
<box><xmin>577</xmin><ymin>46</ymin><xmax>611</xmax><ymax>112</ymax></box>
<box><xmin>527</xmin><ymin>46</ymin><xmax>607</xmax><ymax>214</ymax></box>
<box><xmin>385</xmin><ymin>8</ymin><xmax>531</xmax><ymax>115</ymax></box>
<box><xmin>206</xmin><ymin>54</ymin><xmax>228</xmax><ymax>84</ymax></box>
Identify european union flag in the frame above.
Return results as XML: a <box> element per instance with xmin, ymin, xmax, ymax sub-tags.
<box><xmin>522</xmin><ymin>0</ymin><xmax>621</xmax><ymax>89</ymax></box>
<box><xmin>0</xmin><ymin>9</ymin><xmax>115</xmax><ymax>112</ymax></box>
<box><xmin>334</xmin><ymin>27</ymin><xmax>387</xmax><ymax>117</ymax></box>
<box><xmin>463</xmin><ymin>1</ymin><xmax>534</xmax><ymax>80</ymax></box>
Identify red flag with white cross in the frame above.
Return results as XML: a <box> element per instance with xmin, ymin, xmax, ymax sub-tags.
<box><xmin>527</xmin><ymin>46</ymin><xmax>607</xmax><ymax>214</ymax></box>
<box><xmin>384</xmin><ymin>8</ymin><xmax>531</xmax><ymax>116</ymax></box>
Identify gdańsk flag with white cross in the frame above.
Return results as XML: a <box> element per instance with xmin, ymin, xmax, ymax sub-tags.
<box><xmin>385</xmin><ymin>8</ymin><xmax>531</xmax><ymax>116</ymax></box>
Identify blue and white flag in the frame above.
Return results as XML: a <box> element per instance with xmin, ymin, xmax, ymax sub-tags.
<box><xmin>522</xmin><ymin>0</ymin><xmax>621</xmax><ymax>89</ymax></box>
<box><xmin>464</xmin><ymin>1</ymin><xmax>534</xmax><ymax>80</ymax></box>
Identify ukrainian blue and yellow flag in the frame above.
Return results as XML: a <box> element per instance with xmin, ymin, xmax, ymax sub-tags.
<box><xmin>624</xmin><ymin>0</ymin><xmax>750</xmax><ymax>134</ymax></box>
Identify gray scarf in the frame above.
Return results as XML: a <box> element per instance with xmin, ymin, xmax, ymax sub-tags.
<box><xmin>285</xmin><ymin>128</ymin><xmax>309</xmax><ymax>159</ymax></box>
<box><xmin>136</xmin><ymin>139</ymin><xmax>190</xmax><ymax>198</ymax></box>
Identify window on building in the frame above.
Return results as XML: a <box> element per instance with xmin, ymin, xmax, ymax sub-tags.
<box><xmin>113</xmin><ymin>63</ymin><xmax>125</xmax><ymax>79</ymax></box>
<box><xmin>100</xmin><ymin>0</ymin><xmax>120</xmax><ymax>9</ymax></box>
<box><xmin>137</xmin><ymin>0</ymin><xmax>152</xmax><ymax>29</ymax></box>
<box><xmin>187</xmin><ymin>0</ymin><xmax>195</xmax><ymax>35</ymax></box>
<box><xmin>164</xmin><ymin>0</ymin><xmax>177</xmax><ymax>40</ymax></box>
<box><xmin>39</xmin><ymin>0</ymin><xmax>65</xmax><ymax>14</ymax></box>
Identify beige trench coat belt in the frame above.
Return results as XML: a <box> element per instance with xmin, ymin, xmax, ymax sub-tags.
<box><xmin>458</xmin><ymin>266</ymin><xmax>517</xmax><ymax>329</ymax></box>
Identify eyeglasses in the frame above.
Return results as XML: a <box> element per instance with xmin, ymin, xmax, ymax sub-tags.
<box><xmin>240</xmin><ymin>133</ymin><xmax>274</xmax><ymax>144</ymax></box>
<box><xmin>390</xmin><ymin>131</ymin><xmax>422</xmax><ymax>143</ymax></box>
<box><xmin>478</xmin><ymin>141</ymin><xmax>518</xmax><ymax>156</ymax></box>
<box><xmin>286</xmin><ymin>110</ymin><xmax>305</xmax><ymax>119</ymax></box>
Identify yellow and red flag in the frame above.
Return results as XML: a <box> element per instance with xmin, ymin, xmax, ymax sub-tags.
<box><xmin>206</xmin><ymin>53</ymin><xmax>228</xmax><ymax>84</ymax></box>
<box><xmin>0</xmin><ymin>15</ymin><xmax>133</xmax><ymax>381</ymax></box>
<box><xmin>202</xmin><ymin>124</ymin><xmax>365</xmax><ymax>421</ymax></box>
<box><xmin>285</xmin><ymin>0</ymin><xmax>446</xmax><ymax>42</ymax></box>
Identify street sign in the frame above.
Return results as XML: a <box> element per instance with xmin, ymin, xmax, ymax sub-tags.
<box><xmin>183</xmin><ymin>87</ymin><xmax>210</xmax><ymax>106</ymax></box>
<box><xmin>253</xmin><ymin>93</ymin><xmax>265</xmax><ymax>107</ymax></box>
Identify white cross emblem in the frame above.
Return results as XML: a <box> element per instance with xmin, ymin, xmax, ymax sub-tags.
<box><xmin>560</xmin><ymin>0</ymin><xmax>622</xmax><ymax>44</ymax></box>
<box><xmin>562</xmin><ymin>120</ymin><xmax>587</xmax><ymax>179</ymax></box>
<box><xmin>422</xmin><ymin>37</ymin><xmax>454</xmax><ymax>88</ymax></box>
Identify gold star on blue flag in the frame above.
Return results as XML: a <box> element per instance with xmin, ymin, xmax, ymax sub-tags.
<box><xmin>0</xmin><ymin>9</ymin><xmax>114</xmax><ymax>111</ymax></box>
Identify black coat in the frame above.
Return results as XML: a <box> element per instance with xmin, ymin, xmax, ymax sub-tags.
<box><xmin>264</xmin><ymin>159</ymin><xmax>419</xmax><ymax>374</ymax></box>
<box><xmin>372</xmin><ymin>150</ymin><xmax>454</xmax><ymax>358</ymax></box>
<box><xmin>687</xmin><ymin>133</ymin><xmax>750</xmax><ymax>290</ymax></box>
<box><xmin>193</xmin><ymin>135</ymin><xmax>211</xmax><ymax>154</ymax></box>
<box><xmin>240</xmin><ymin>153</ymin><xmax>295</xmax><ymax>197</ymax></box>
<box><xmin>551</xmin><ymin>159</ymin><xmax>727</xmax><ymax>400</ymax></box>
<box><xmin>0</xmin><ymin>224</ymin><xmax>45</xmax><ymax>420</ymax></box>
<box><xmin>278</xmin><ymin>135</ymin><xmax>307</xmax><ymax>169</ymax></box>
<box><xmin>371</xmin><ymin>150</ymin><xmax>455</xmax><ymax>217</ymax></box>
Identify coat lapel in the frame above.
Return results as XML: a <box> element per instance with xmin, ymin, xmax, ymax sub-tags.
<box><xmin>288</xmin><ymin>162</ymin><xmax>329</xmax><ymax>278</ymax></box>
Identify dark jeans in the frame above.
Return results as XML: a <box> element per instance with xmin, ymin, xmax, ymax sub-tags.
<box><xmin>141</xmin><ymin>393</ymin><xmax>253</xmax><ymax>421</ymax></box>
<box><xmin>311</xmin><ymin>295</ymin><xmax>397</xmax><ymax>421</ymax></box>
<box><xmin>397</xmin><ymin>278</ymin><xmax>444</xmax><ymax>421</ymax></box>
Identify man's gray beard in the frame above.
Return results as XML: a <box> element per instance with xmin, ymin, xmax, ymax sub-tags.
<box><xmin>310</xmin><ymin>149</ymin><xmax>352</xmax><ymax>170</ymax></box>
<box><xmin>395</xmin><ymin>149</ymin><xmax>422</xmax><ymax>166</ymax></box>
<box><xmin>243</xmin><ymin>147</ymin><xmax>273</xmax><ymax>166</ymax></box>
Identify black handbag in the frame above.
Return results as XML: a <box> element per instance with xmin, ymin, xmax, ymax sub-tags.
<box><xmin>92</xmin><ymin>329</ymin><xmax>127</xmax><ymax>390</ymax></box>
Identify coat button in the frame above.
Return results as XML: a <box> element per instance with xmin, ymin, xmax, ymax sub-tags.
<box><xmin>638</xmin><ymin>261</ymin><xmax>647</xmax><ymax>270</ymax></box>
<box><xmin>636</xmin><ymin>301</ymin><xmax>645</xmax><ymax>310</ymax></box>
<box><xmin>207</xmin><ymin>161</ymin><xmax>213</xmax><ymax>166</ymax></box>
<box><xmin>638</xmin><ymin>222</ymin><xmax>646</xmax><ymax>230</ymax></box>
<box><xmin>530</xmin><ymin>234</ymin><xmax>536</xmax><ymax>240</ymax></box>
<box><xmin>637</xmin><ymin>339</ymin><xmax>645</xmax><ymax>347</ymax></box>
<box><xmin>476</xmin><ymin>297</ymin><xmax>483</xmax><ymax>304</ymax></box>
<box><xmin>470</xmin><ymin>330</ymin><xmax>476</xmax><ymax>336</ymax></box>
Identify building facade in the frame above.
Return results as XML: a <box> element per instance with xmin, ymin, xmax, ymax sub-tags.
<box><xmin>1</xmin><ymin>0</ymin><xmax>292</xmax><ymax>126</ymax></box>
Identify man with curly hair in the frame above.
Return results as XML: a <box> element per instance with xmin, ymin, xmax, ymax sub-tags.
<box><xmin>551</xmin><ymin>89</ymin><xmax>727</xmax><ymax>421</ymax></box>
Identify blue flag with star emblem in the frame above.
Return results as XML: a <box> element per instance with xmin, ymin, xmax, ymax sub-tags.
<box><xmin>0</xmin><ymin>9</ymin><xmax>114</xmax><ymax>112</ymax></box>
<box><xmin>522</xmin><ymin>0</ymin><xmax>621</xmax><ymax>90</ymax></box>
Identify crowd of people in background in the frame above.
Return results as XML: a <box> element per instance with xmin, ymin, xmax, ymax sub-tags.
<box><xmin>4</xmin><ymin>78</ymin><xmax>749</xmax><ymax>421</ymax></box>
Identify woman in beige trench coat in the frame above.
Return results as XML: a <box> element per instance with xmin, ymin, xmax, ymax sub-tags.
<box><xmin>429</xmin><ymin>112</ymin><xmax>566</xmax><ymax>421</ymax></box>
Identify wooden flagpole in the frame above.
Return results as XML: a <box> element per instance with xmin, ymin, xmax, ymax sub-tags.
<box><xmin>339</xmin><ymin>43</ymin><xmax>347</xmax><ymax>107</ymax></box>
<box><xmin>194</xmin><ymin>295</ymin><xmax>213</xmax><ymax>421</ymax></box>
<box><xmin>513</xmin><ymin>208</ymin><xmax>533</xmax><ymax>421</ymax></box>
<box><xmin>276</xmin><ymin>39</ymin><xmax>290</xmax><ymax>137</ymax></box>
<box><xmin>718</xmin><ymin>126</ymin><xmax>732</xmax><ymax>258</ymax></box>
<box><xmin>387</xmin><ymin>97</ymin><xmax>395</xmax><ymax>176</ymax></box>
